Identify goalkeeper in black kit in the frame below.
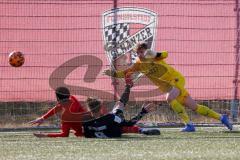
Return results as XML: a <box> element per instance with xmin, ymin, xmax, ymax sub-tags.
<box><xmin>83</xmin><ymin>81</ymin><xmax>160</xmax><ymax>138</ymax></box>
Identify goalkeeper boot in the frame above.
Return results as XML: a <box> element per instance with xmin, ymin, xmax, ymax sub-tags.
<box><xmin>181</xmin><ymin>123</ymin><xmax>196</xmax><ymax>132</ymax></box>
<box><xmin>140</xmin><ymin>128</ymin><xmax>161</xmax><ymax>135</ymax></box>
<box><xmin>221</xmin><ymin>114</ymin><xmax>233</xmax><ymax>130</ymax></box>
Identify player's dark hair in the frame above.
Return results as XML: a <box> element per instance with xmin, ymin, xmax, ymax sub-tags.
<box><xmin>86</xmin><ymin>97</ymin><xmax>102</xmax><ymax>113</ymax></box>
<box><xmin>55</xmin><ymin>87</ymin><xmax>70</xmax><ymax>101</ymax></box>
<box><xmin>136</xmin><ymin>42</ymin><xmax>148</xmax><ymax>51</ymax></box>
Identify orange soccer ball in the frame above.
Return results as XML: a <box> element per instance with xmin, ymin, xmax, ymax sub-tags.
<box><xmin>9</xmin><ymin>51</ymin><xmax>25</xmax><ymax>67</ymax></box>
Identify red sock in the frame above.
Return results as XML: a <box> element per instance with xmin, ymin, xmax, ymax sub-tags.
<box><xmin>122</xmin><ymin>126</ymin><xmax>140</xmax><ymax>133</ymax></box>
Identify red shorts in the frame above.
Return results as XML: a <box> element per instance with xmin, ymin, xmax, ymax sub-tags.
<box><xmin>47</xmin><ymin>122</ymin><xmax>83</xmax><ymax>137</ymax></box>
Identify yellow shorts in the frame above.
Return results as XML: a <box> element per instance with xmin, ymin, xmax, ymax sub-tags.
<box><xmin>160</xmin><ymin>71</ymin><xmax>189</xmax><ymax>104</ymax></box>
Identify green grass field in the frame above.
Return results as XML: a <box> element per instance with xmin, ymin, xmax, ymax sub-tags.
<box><xmin>1</xmin><ymin>127</ymin><xmax>240</xmax><ymax>160</ymax></box>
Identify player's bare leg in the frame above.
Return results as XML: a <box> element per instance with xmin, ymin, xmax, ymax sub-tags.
<box><xmin>166</xmin><ymin>87</ymin><xmax>194</xmax><ymax>132</ymax></box>
<box><xmin>184</xmin><ymin>95</ymin><xmax>233</xmax><ymax>130</ymax></box>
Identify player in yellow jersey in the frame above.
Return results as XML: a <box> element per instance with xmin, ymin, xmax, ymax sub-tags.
<box><xmin>103</xmin><ymin>42</ymin><xmax>232</xmax><ymax>132</ymax></box>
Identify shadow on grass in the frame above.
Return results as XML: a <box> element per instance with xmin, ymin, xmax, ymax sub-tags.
<box><xmin>86</xmin><ymin>135</ymin><xmax>240</xmax><ymax>142</ymax></box>
<box><xmin>97</xmin><ymin>132</ymin><xmax>240</xmax><ymax>142</ymax></box>
<box><xmin>222</xmin><ymin>130</ymin><xmax>240</xmax><ymax>134</ymax></box>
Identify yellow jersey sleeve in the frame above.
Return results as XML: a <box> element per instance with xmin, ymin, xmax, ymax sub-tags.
<box><xmin>114</xmin><ymin>70</ymin><xmax>125</xmax><ymax>78</ymax></box>
<box><xmin>114</xmin><ymin>61</ymin><xmax>140</xmax><ymax>78</ymax></box>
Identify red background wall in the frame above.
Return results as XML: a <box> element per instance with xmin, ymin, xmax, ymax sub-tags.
<box><xmin>0</xmin><ymin>0</ymin><xmax>238</xmax><ymax>101</ymax></box>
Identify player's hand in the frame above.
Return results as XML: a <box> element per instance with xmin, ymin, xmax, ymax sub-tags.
<box><xmin>33</xmin><ymin>132</ymin><xmax>48</xmax><ymax>138</ymax></box>
<box><xmin>102</xmin><ymin>69</ymin><xmax>115</xmax><ymax>77</ymax></box>
<box><xmin>28</xmin><ymin>117</ymin><xmax>44</xmax><ymax>126</ymax></box>
<box><xmin>141</xmin><ymin>102</ymin><xmax>156</xmax><ymax>113</ymax></box>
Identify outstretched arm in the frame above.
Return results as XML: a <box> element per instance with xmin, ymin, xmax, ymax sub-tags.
<box><xmin>29</xmin><ymin>105</ymin><xmax>62</xmax><ymax>126</ymax></box>
<box><xmin>112</xmin><ymin>84</ymin><xmax>132</xmax><ymax>117</ymax></box>
<box><xmin>122</xmin><ymin>103</ymin><xmax>156</xmax><ymax>126</ymax></box>
<box><xmin>103</xmin><ymin>62</ymin><xmax>139</xmax><ymax>78</ymax></box>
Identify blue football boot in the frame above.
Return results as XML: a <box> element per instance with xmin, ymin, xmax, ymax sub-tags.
<box><xmin>221</xmin><ymin>114</ymin><xmax>233</xmax><ymax>130</ymax></box>
<box><xmin>181</xmin><ymin>123</ymin><xmax>196</xmax><ymax>132</ymax></box>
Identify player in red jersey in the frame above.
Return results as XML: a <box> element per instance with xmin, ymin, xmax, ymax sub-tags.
<box><xmin>29</xmin><ymin>87</ymin><xmax>87</xmax><ymax>137</ymax></box>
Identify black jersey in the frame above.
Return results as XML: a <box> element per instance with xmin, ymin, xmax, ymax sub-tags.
<box><xmin>83</xmin><ymin>85</ymin><xmax>147</xmax><ymax>138</ymax></box>
<box><xmin>83</xmin><ymin>112</ymin><xmax>123</xmax><ymax>138</ymax></box>
<box><xmin>83</xmin><ymin>108</ymin><xmax>147</xmax><ymax>138</ymax></box>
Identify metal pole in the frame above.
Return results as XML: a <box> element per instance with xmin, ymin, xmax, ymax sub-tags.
<box><xmin>112</xmin><ymin>0</ymin><xmax>118</xmax><ymax>101</ymax></box>
<box><xmin>231</xmin><ymin>0</ymin><xmax>240</xmax><ymax>121</ymax></box>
